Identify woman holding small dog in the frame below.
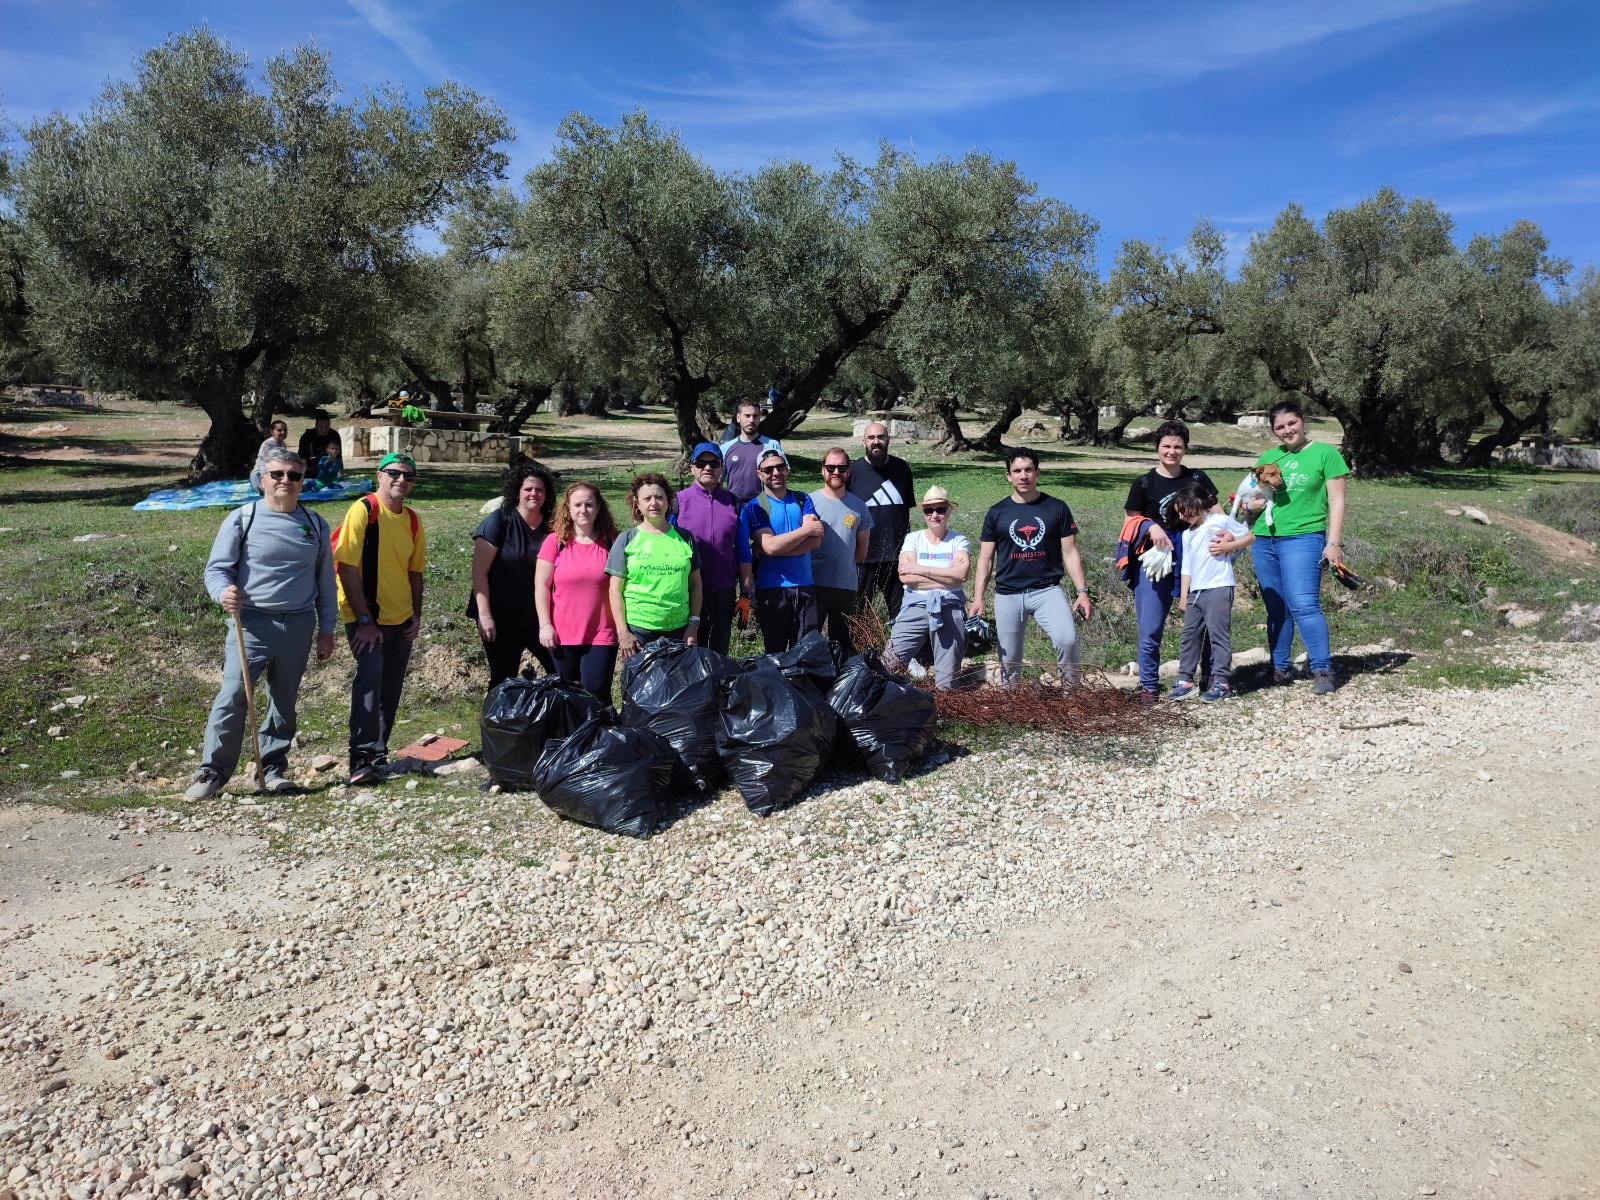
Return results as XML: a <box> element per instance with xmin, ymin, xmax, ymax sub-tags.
<box><xmin>1213</xmin><ymin>399</ymin><xmax>1349</xmax><ymax>695</ymax></box>
<box><xmin>1123</xmin><ymin>420</ymin><xmax>1219</xmax><ymax>700</ymax></box>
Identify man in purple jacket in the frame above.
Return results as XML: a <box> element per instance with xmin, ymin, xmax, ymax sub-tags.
<box><xmin>674</xmin><ymin>441</ymin><xmax>742</xmax><ymax>654</ymax></box>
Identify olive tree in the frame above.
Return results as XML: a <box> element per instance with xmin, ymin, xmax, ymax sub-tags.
<box><xmin>19</xmin><ymin>29</ymin><xmax>509</xmax><ymax>480</ymax></box>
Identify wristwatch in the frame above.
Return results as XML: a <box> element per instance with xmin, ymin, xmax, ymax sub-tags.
<box><xmin>356</xmin><ymin>614</ymin><xmax>373</xmax><ymax>626</ymax></box>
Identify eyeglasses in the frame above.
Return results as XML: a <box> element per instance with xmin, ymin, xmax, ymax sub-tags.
<box><xmin>382</xmin><ymin>469</ymin><xmax>417</xmax><ymax>481</ymax></box>
<box><xmin>923</xmin><ymin>505</ymin><xmax>949</xmax><ymax>516</ymax></box>
<box><xmin>821</xmin><ymin>463</ymin><xmax>849</xmax><ymax>474</ymax></box>
<box><xmin>694</xmin><ymin>459</ymin><xmax>722</xmax><ymax>469</ymax></box>
<box><xmin>266</xmin><ymin>470</ymin><xmax>304</xmax><ymax>482</ymax></box>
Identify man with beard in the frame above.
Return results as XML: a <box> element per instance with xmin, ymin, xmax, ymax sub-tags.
<box><xmin>969</xmin><ymin>447</ymin><xmax>1092</xmax><ymax>689</ymax></box>
<box><xmin>848</xmin><ymin>422</ymin><xmax>915</xmax><ymax>622</ymax></box>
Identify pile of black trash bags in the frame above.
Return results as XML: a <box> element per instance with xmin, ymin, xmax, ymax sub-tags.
<box><xmin>479</xmin><ymin>633</ymin><xmax>937</xmax><ymax>838</ymax></box>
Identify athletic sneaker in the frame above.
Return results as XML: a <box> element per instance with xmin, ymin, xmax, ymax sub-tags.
<box><xmin>1168</xmin><ymin>681</ymin><xmax>1199</xmax><ymax>701</ymax></box>
<box><xmin>1311</xmin><ymin>670</ymin><xmax>1337</xmax><ymax>695</ymax></box>
<box><xmin>348</xmin><ymin>762</ymin><xmax>381</xmax><ymax>786</ymax></box>
<box><xmin>261</xmin><ymin>773</ymin><xmax>303</xmax><ymax>795</ymax></box>
<box><xmin>1200</xmin><ymin>681</ymin><xmax>1234</xmax><ymax>703</ymax></box>
<box><xmin>184</xmin><ymin>770</ymin><xmax>221</xmax><ymax>801</ymax></box>
<box><xmin>1272</xmin><ymin>668</ymin><xmax>1295</xmax><ymax>686</ymax></box>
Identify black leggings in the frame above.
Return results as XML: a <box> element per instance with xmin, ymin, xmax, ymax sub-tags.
<box><xmin>554</xmin><ymin>644</ymin><xmax>619</xmax><ymax>707</ymax></box>
<box><xmin>481</xmin><ymin>630</ymin><xmax>556</xmax><ymax>690</ymax></box>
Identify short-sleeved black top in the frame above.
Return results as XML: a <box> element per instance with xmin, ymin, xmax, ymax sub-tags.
<box><xmin>467</xmin><ymin>508</ymin><xmax>548</xmax><ymax>628</ymax></box>
<box><xmin>979</xmin><ymin>493</ymin><xmax>1079</xmax><ymax>594</ymax></box>
<box><xmin>1124</xmin><ymin>466</ymin><xmax>1218</xmax><ymax>534</ymax></box>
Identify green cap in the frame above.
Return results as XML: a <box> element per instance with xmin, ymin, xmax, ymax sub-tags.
<box><xmin>377</xmin><ymin>452</ymin><xmax>416</xmax><ymax>472</ymax></box>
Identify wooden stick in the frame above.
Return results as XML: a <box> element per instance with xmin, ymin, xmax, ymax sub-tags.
<box><xmin>233</xmin><ymin>614</ymin><xmax>265</xmax><ymax>789</ymax></box>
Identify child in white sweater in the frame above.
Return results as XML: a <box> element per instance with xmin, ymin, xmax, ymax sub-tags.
<box><xmin>1170</xmin><ymin>485</ymin><xmax>1252</xmax><ymax>702</ymax></box>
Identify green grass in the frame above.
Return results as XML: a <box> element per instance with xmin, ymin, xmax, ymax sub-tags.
<box><xmin>2</xmin><ymin>400</ymin><xmax>1599</xmax><ymax>817</ymax></box>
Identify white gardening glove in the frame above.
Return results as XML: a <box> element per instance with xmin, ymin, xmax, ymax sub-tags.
<box><xmin>1141</xmin><ymin>544</ymin><xmax>1173</xmax><ymax>581</ymax></box>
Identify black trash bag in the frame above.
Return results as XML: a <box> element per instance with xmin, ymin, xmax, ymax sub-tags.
<box><xmin>745</xmin><ymin>629</ymin><xmax>840</xmax><ymax>691</ymax></box>
<box><xmin>530</xmin><ymin>715</ymin><xmax>674</xmax><ymax>838</ymax></box>
<box><xmin>619</xmin><ymin>641</ymin><xmax>735</xmax><ymax>791</ymax></box>
<box><xmin>716</xmin><ymin>664</ymin><xmax>837</xmax><ymax>817</ymax></box>
<box><xmin>962</xmin><ymin>615</ymin><xmax>996</xmax><ymax>659</ymax></box>
<box><xmin>827</xmin><ymin>652</ymin><xmax>938</xmax><ymax>783</ymax></box>
<box><xmin>480</xmin><ymin>677</ymin><xmax>608</xmax><ymax>790</ymax></box>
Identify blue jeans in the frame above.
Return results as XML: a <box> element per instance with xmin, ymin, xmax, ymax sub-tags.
<box><xmin>199</xmin><ymin>608</ymin><xmax>315</xmax><ymax>783</ymax></box>
<box><xmin>1251</xmin><ymin>533</ymin><xmax>1332</xmax><ymax>673</ymax></box>
<box><xmin>1133</xmin><ymin>532</ymin><xmax>1181</xmax><ymax>692</ymax></box>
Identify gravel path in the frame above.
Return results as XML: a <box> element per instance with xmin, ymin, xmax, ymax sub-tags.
<box><xmin>3</xmin><ymin>641</ymin><xmax>1597</xmax><ymax>1199</ymax></box>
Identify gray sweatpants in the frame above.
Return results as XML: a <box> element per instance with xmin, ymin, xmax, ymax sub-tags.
<box><xmin>199</xmin><ymin>607</ymin><xmax>316</xmax><ymax>783</ymax></box>
<box><xmin>883</xmin><ymin>595</ymin><xmax>966</xmax><ymax>688</ymax></box>
<box><xmin>1179</xmin><ymin>585</ymin><xmax>1233</xmax><ymax>683</ymax></box>
<box><xmin>995</xmin><ymin>587</ymin><xmax>1080</xmax><ymax>688</ymax></box>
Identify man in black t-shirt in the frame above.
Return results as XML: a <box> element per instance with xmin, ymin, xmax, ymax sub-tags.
<box><xmin>297</xmin><ymin>410</ymin><xmax>336</xmax><ymax>469</ymax></box>
<box><xmin>970</xmin><ymin>447</ymin><xmax>1092</xmax><ymax>688</ymax></box>
<box><xmin>848</xmin><ymin>421</ymin><xmax>916</xmax><ymax>621</ymax></box>
<box><xmin>1123</xmin><ymin>420</ymin><xmax>1220</xmax><ymax>697</ymax></box>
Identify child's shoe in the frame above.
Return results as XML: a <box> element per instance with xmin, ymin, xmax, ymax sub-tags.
<box><xmin>1200</xmin><ymin>681</ymin><xmax>1234</xmax><ymax>703</ymax></box>
<box><xmin>1168</xmin><ymin>681</ymin><xmax>1199</xmax><ymax>700</ymax></box>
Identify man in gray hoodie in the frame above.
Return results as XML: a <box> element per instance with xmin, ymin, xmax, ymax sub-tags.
<box><xmin>189</xmin><ymin>446</ymin><xmax>338</xmax><ymax>798</ymax></box>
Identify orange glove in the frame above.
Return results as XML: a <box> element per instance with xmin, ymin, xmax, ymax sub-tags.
<box><xmin>735</xmin><ymin>596</ymin><xmax>751</xmax><ymax>631</ymax></box>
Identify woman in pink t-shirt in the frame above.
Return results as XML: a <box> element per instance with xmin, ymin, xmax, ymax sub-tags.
<box><xmin>535</xmin><ymin>482</ymin><xmax>622</xmax><ymax>704</ymax></box>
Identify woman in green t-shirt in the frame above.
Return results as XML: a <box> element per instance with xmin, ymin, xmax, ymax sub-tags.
<box><xmin>1215</xmin><ymin>399</ymin><xmax>1349</xmax><ymax>694</ymax></box>
<box><xmin>605</xmin><ymin>472</ymin><xmax>703</xmax><ymax>659</ymax></box>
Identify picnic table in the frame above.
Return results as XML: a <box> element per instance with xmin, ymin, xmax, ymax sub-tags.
<box><xmin>387</xmin><ymin>407</ymin><xmax>494</xmax><ymax>431</ymax></box>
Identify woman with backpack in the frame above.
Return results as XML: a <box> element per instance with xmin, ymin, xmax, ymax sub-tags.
<box><xmin>535</xmin><ymin>481</ymin><xmax>622</xmax><ymax>704</ymax></box>
<box><xmin>470</xmin><ymin>462</ymin><xmax>559</xmax><ymax>689</ymax></box>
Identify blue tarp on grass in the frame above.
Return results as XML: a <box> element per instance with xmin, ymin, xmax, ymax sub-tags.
<box><xmin>133</xmin><ymin>478</ymin><xmax>372</xmax><ymax>511</ymax></box>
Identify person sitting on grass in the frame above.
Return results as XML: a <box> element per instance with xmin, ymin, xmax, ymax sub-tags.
<box><xmin>313</xmin><ymin>436</ymin><xmax>344</xmax><ymax>487</ymax></box>
<box><xmin>1170</xmin><ymin>485</ymin><xmax>1253</xmax><ymax>703</ymax></box>
<box><xmin>248</xmin><ymin>419</ymin><xmax>290</xmax><ymax>493</ymax></box>
<box><xmin>190</xmin><ymin>447</ymin><xmax>336</xmax><ymax>799</ymax></box>
<box><xmin>607</xmin><ymin>473</ymin><xmax>703</xmax><ymax>659</ymax></box>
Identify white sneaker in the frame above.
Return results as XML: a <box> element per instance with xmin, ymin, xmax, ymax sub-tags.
<box><xmin>184</xmin><ymin>771</ymin><xmax>221</xmax><ymax>801</ymax></box>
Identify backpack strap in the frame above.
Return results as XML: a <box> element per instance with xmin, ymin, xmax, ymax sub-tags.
<box><xmin>361</xmin><ymin>493</ymin><xmax>383</xmax><ymax>622</ymax></box>
<box><xmin>233</xmin><ymin>501</ymin><xmax>260</xmax><ymax>575</ymax></box>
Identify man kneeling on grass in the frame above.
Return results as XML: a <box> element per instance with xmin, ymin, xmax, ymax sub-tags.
<box><xmin>189</xmin><ymin>447</ymin><xmax>336</xmax><ymax>800</ymax></box>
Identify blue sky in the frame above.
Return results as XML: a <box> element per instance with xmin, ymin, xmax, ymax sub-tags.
<box><xmin>4</xmin><ymin>0</ymin><xmax>1597</xmax><ymax>272</ymax></box>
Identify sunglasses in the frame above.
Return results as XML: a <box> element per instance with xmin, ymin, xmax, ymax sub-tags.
<box><xmin>822</xmin><ymin>463</ymin><xmax>849</xmax><ymax>474</ymax></box>
<box><xmin>923</xmin><ymin>505</ymin><xmax>949</xmax><ymax>516</ymax></box>
<box><xmin>759</xmin><ymin>464</ymin><xmax>788</xmax><ymax>474</ymax></box>
<box><xmin>382</xmin><ymin>469</ymin><xmax>417</xmax><ymax>481</ymax></box>
<box><xmin>694</xmin><ymin>459</ymin><xmax>722</xmax><ymax>469</ymax></box>
<box><xmin>266</xmin><ymin>470</ymin><xmax>304</xmax><ymax>482</ymax></box>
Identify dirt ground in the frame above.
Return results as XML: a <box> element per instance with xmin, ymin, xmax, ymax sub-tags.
<box><xmin>4</xmin><ymin>649</ymin><xmax>1596</xmax><ymax>1200</ymax></box>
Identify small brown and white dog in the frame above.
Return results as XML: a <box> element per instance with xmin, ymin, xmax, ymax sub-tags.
<box><xmin>1228</xmin><ymin>462</ymin><xmax>1285</xmax><ymax>529</ymax></box>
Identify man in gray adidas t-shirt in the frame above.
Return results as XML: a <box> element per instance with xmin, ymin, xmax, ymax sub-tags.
<box><xmin>808</xmin><ymin>446</ymin><xmax>873</xmax><ymax>657</ymax></box>
<box><xmin>189</xmin><ymin>446</ymin><xmax>338</xmax><ymax>799</ymax></box>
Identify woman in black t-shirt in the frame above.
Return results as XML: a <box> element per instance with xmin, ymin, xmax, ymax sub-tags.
<box><xmin>1124</xmin><ymin>421</ymin><xmax>1218</xmax><ymax>698</ymax></box>
<box><xmin>470</xmin><ymin>462</ymin><xmax>559</xmax><ymax>688</ymax></box>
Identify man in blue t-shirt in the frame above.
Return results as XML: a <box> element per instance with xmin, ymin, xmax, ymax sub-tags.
<box><xmin>737</xmin><ymin>448</ymin><xmax>822</xmax><ymax>653</ymax></box>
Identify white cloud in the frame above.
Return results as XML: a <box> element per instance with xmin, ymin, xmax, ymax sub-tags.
<box><xmin>1347</xmin><ymin>91</ymin><xmax>1600</xmax><ymax>148</ymax></box>
<box><xmin>345</xmin><ymin>0</ymin><xmax>445</xmax><ymax>79</ymax></box>
<box><xmin>623</xmin><ymin>0</ymin><xmax>1479</xmax><ymax>126</ymax></box>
